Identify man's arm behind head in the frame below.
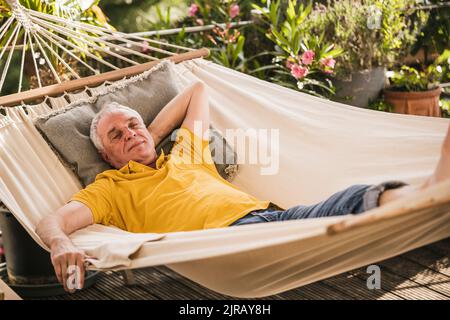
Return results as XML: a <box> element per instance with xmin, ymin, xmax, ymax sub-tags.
<box><xmin>35</xmin><ymin>201</ymin><xmax>94</xmax><ymax>292</ymax></box>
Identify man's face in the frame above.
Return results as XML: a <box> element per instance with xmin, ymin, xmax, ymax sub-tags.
<box><xmin>97</xmin><ymin>110</ymin><xmax>157</xmax><ymax>169</ymax></box>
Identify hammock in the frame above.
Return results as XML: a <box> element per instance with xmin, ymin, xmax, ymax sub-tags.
<box><xmin>0</xmin><ymin>2</ymin><xmax>449</xmax><ymax>298</ymax></box>
<box><xmin>1</xmin><ymin>57</ymin><xmax>449</xmax><ymax>297</ymax></box>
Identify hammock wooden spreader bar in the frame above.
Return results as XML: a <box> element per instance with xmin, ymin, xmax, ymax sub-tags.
<box><xmin>0</xmin><ymin>48</ymin><xmax>210</xmax><ymax>107</ymax></box>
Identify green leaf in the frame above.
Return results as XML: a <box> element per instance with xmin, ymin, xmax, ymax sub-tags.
<box><xmin>271</xmin><ymin>29</ymin><xmax>290</xmax><ymax>47</ymax></box>
<box><xmin>166</xmin><ymin>7</ymin><xmax>171</xmax><ymax>25</ymax></box>
<box><xmin>304</xmin><ymin>79</ymin><xmax>335</xmax><ymax>94</ymax></box>
<box><xmin>155</xmin><ymin>5</ymin><xmax>163</xmax><ymax>22</ymax></box>
<box><xmin>231</xmin><ymin>35</ymin><xmax>245</xmax><ymax>66</ymax></box>
<box><xmin>287</xmin><ymin>0</ymin><xmax>296</xmax><ymax>21</ymax></box>
<box><xmin>269</xmin><ymin>0</ymin><xmax>280</xmax><ymax>26</ymax></box>
<box><xmin>248</xmin><ymin>65</ymin><xmax>281</xmax><ymax>74</ymax></box>
<box><xmin>246</xmin><ymin>51</ymin><xmax>279</xmax><ymax>61</ymax></box>
<box><xmin>326</xmin><ymin>48</ymin><xmax>344</xmax><ymax>57</ymax></box>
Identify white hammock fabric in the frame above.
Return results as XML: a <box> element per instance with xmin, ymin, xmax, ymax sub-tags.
<box><xmin>0</xmin><ymin>58</ymin><xmax>449</xmax><ymax>298</ymax></box>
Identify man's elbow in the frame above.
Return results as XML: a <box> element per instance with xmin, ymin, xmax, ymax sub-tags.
<box><xmin>35</xmin><ymin>215</ymin><xmax>48</xmax><ymax>235</ymax></box>
<box><xmin>35</xmin><ymin>212</ymin><xmax>65</xmax><ymax>237</ymax></box>
<box><xmin>35</xmin><ymin>214</ymin><xmax>55</xmax><ymax>234</ymax></box>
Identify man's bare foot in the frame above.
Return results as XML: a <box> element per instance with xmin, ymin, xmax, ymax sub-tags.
<box><xmin>379</xmin><ymin>124</ymin><xmax>450</xmax><ymax>206</ymax></box>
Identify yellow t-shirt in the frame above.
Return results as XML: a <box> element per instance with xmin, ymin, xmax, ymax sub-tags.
<box><xmin>71</xmin><ymin>126</ymin><xmax>270</xmax><ymax>233</ymax></box>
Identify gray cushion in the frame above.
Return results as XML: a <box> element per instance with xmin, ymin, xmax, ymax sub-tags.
<box><xmin>34</xmin><ymin>60</ymin><xmax>238</xmax><ymax>187</ymax></box>
<box><xmin>36</xmin><ymin>102</ymin><xmax>110</xmax><ymax>187</ymax></box>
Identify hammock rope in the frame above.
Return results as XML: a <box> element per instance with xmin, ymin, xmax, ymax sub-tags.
<box><xmin>0</xmin><ymin>23</ymin><xmax>21</xmax><ymax>91</ymax></box>
<box><xmin>25</xmin><ymin>8</ymin><xmax>190</xmax><ymax>54</ymax></box>
<box><xmin>0</xmin><ymin>0</ymin><xmax>194</xmax><ymax>97</ymax></box>
<box><xmin>18</xmin><ymin>30</ymin><xmax>27</xmax><ymax>93</ymax></box>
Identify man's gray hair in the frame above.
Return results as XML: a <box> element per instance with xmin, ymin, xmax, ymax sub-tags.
<box><xmin>90</xmin><ymin>102</ymin><xmax>143</xmax><ymax>152</ymax></box>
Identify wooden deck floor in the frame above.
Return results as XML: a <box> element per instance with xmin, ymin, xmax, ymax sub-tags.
<box><xmin>32</xmin><ymin>237</ymin><xmax>450</xmax><ymax>300</ymax></box>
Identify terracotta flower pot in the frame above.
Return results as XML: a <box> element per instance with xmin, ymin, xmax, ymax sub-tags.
<box><xmin>383</xmin><ymin>87</ymin><xmax>442</xmax><ymax>117</ymax></box>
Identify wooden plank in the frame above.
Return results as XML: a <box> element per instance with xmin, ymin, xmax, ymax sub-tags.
<box><xmin>152</xmin><ymin>266</ymin><xmax>235</xmax><ymax>300</ymax></box>
<box><xmin>379</xmin><ymin>256</ymin><xmax>450</xmax><ymax>298</ymax></box>
<box><xmin>133</xmin><ymin>267</ymin><xmax>221</xmax><ymax>300</ymax></box>
<box><xmin>159</xmin><ymin>265</ymin><xmax>354</xmax><ymax>300</ymax></box>
<box><xmin>30</xmin><ymin>271</ymin><xmax>145</xmax><ymax>300</ymax></box>
<box><xmin>402</xmin><ymin>247</ymin><xmax>450</xmax><ymax>277</ymax></box>
<box><xmin>274</xmin><ymin>281</ymin><xmax>355</xmax><ymax>300</ymax></box>
<box><xmin>0</xmin><ymin>278</ymin><xmax>22</xmax><ymax>300</ymax></box>
<box><xmin>351</xmin><ymin>266</ymin><xmax>447</xmax><ymax>300</ymax></box>
<box><xmin>348</xmin><ymin>267</ymin><xmax>406</xmax><ymax>300</ymax></box>
<box><xmin>157</xmin><ymin>266</ymin><xmax>281</xmax><ymax>300</ymax></box>
<box><xmin>30</xmin><ymin>274</ymin><xmax>111</xmax><ymax>300</ymax></box>
<box><xmin>321</xmin><ymin>271</ymin><xmax>403</xmax><ymax>300</ymax></box>
<box><xmin>54</xmin><ymin>287</ymin><xmax>109</xmax><ymax>300</ymax></box>
<box><xmin>94</xmin><ymin>271</ymin><xmax>159</xmax><ymax>300</ymax></box>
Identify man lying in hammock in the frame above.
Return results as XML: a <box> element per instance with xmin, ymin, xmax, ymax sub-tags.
<box><xmin>36</xmin><ymin>81</ymin><xmax>450</xmax><ymax>292</ymax></box>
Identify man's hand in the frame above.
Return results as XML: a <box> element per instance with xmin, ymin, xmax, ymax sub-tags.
<box><xmin>35</xmin><ymin>201</ymin><xmax>94</xmax><ymax>293</ymax></box>
<box><xmin>50</xmin><ymin>238</ymin><xmax>86</xmax><ymax>293</ymax></box>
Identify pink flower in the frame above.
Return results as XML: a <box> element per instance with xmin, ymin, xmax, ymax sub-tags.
<box><xmin>301</xmin><ymin>50</ymin><xmax>315</xmax><ymax>65</ymax></box>
<box><xmin>230</xmin><ymin>4</ymin><xmax>240</xmax><ymax>19</ymax></box>
<box><xmin>320</xmin><ymin>57</ymin><xmax>336</xmax><ymax>68</ymax></box>
<box><xmin>188</xmin><ymin>4</ymin><xmax>199</xmax><ymax>17</ymax></box>
<box><xmin>324</xmin><ymin>69</ymin><xmax>334</xmax><ymax>74</ymax></box>
<box><xmin>290</xmin><ymin>64</ymin><xmax>309</xmax><ymax>79</ymax></box>
<box><xmin>285</xmin><ymin>57</ymin><xmax>296</xmax><ymax>69</ymax></box>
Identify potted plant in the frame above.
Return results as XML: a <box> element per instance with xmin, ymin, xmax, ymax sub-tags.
<box><xmin>251</xmin><ymin>1</ymin><xmax>343</xmax><ymax>99</ymax></box>
<box><xmin>305</xmin><ymin>0</ymin><xmax>428</xmax><ymax>108</ymax></box>
<box><xmin>383</xmin><ymin>50</ymin><xmax>449</xmax><ymax>117</ymax></box>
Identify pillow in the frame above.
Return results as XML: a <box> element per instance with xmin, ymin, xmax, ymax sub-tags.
<box><xmin>34</xmin><ymin>60</ymin><xmax>238</xmax><ymax>186</ymax></box>
<box><xmin>35</xmin><ymin>102</ymin><xmax>110</xmax><ymax>186</ymax></box>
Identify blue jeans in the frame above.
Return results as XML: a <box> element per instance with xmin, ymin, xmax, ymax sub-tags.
<box><xmin>230</xmin><ymin>181</ymin><xmax>407</xmax><ymax>226</ymax></box>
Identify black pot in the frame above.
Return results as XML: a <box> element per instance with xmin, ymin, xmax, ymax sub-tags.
<box><xmin>0</xmin><ymin>211</ymin><xmax>56</xmax><ymax>284</ymax></box>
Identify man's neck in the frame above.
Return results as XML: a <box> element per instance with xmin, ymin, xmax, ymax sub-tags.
<box><xmin>119</xmin><ymin>153</ymin><xmax>159</xmax><ymax>170</ymax></box>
